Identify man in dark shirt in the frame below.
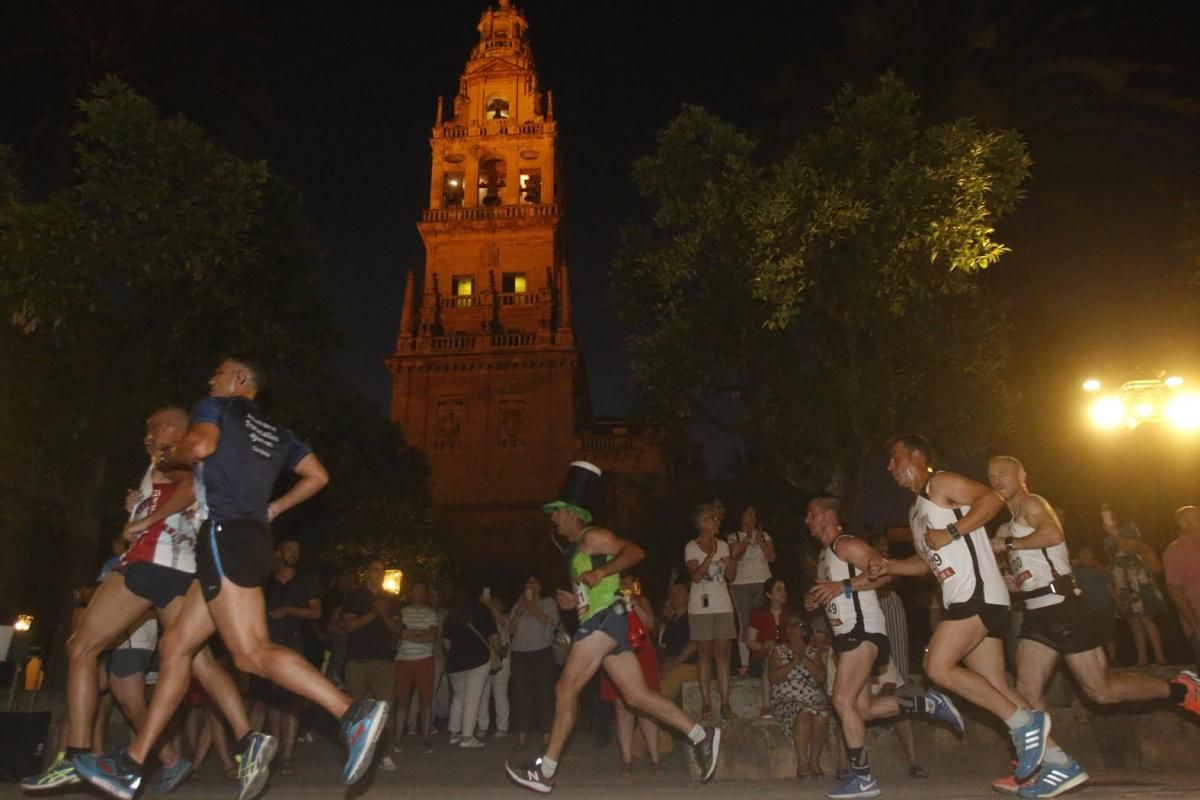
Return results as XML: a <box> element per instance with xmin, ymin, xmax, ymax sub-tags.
<box><xmin>262</xmin><ymin>539</ymin><xmax>320</xmax><ymax>775</ymax></box>
<box><xmin>659</xmin><ymin>578</ymin><xmax>698</xmax><ymax>703</ymax></box>
<box><xmin>75</xmin><ymin>355</ymin><xmax>388</xmax><ymax>800</ymax></box>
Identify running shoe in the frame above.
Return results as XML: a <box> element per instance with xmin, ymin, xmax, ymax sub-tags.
<box><xmin>1010</xmin><ymin>710</ymin><xmax>1051</xmax><ymax>781</ymax></box>
<box><xmin>1172</xmin><ymin>670</ymin><xmax>1200</xmax><ymax>716</ymax></box>
<box><xmin>1016</xmin><ymin>759</ymin><xmax>1089</xmax><ymax>798</ymax></box>
<box><xmin>72</xmin><ymin>751</ymin><xmax>142</xmax><ymax>800</ymax></box>
<box><xmin>148</xmin><ymin>756</ymin><xmax>193</xmax><ymax>795</ymax></box>
<box><xmin>235</xmin><ymin>733</ymin><xmax>277</xmax><ymax>800</ymax></box>
<box><xmin>460</xmin><ymin>736</ymin><xmax>485</xmax><ymax>748</ymax></box>
<box><xmin>825</xmin><ymin>773</ymin><xmax>882</xmax><ymax>799</ymax></box>
<box><xmin>692</xmin><ymin>725</ymin><xmax>721</xmax><ymax>783</ymax></box>
<box><xmin>20</xmin><ymin>751</ymin><xmax>81</xmax><ymax>792</ymax></box>
<box><xmin>925</xmin><ymin>688</ymin><xmax>966</xmax><ymax>735</ymax></box>
<box><xmin>340</xmin><ymin>698</ymin><xmax>389</xmax><ymax>785</ymax></box>
<box><xmin>992</xmin><ymin>772</ymin><xmax>1037</xmax><ymax>795</ymax></box>
<box><xmin>506</xmin><ymin>757</ymin><xmax>555</xmax><ymax>794</ymax></box>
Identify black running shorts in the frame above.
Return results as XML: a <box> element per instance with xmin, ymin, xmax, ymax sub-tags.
<box><xmin>119</xmin><ymin>561</ymin><xmax>194</xmax><ymax>609</ymax></box>
<box><xmin>1020</xmin><ymin>595</ymin><xmax>1100</xmax><ymax>655</ymax></box>
<box><xmin>833</xmin><ymin>630</ymin><xmax>891</xmax><ymax>673</ymax></box>
<box><xmin>195</xmin><ymin>518</ymin><xmax>275</xmax><ymax>602</ymax></box>
<box><xmin>945</xmin><ymin>600</ymin><xmax>1010</xmax><ymax>640</ymax></box>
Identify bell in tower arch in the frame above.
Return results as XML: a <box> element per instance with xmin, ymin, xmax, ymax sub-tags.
<box><xmin>478</xmin><ymin>157</ymin><xmax>507</xmax><ymax>206</ymax></box>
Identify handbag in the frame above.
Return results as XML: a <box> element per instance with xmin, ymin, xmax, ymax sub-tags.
<box><xmin>467</xmin><ymin>622</ymin><xmax>504</xmax><ymax>674</ymax></box>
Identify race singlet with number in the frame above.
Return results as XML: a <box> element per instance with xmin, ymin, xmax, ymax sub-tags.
<box><xmin>567</xmin><ymin>543</ymin><xmax>619</xmax><ymax>623</ymax></box>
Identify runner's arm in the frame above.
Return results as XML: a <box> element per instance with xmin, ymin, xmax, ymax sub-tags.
<box><xmin>578</xmin><ymin>528</ymin><xmax>644</xmax><ymax>587</ymax></box>
<box><xmin>268</xmin><ymin>453</ymin><xmax>329</xmax><ymax>522</ymax></box>
<box><xmin>123</xmin><ymin>475</ymin><xmax>195</xmax><ymax>537</ymax></box>
<box><xmin>1004</xmin><ymin>496</ymin><xmax>1065</xmax><ymax>550</ymax></box>
<box><xmin>928</xmin><ymin>471</ymin><xmax>1005</xmax><ymax>536</ymax></box>
<box><xmin>837</xmin><ymin>537</ymin><xmax>893</xmax><ymax>591</ymax></box>
<box><xmin>870</xmin><ymin>554</ymin><xmax>930</xmax><ymax>579</ymax></box>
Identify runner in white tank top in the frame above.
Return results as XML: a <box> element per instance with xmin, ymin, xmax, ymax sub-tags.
<box><xmin>986</xmin><ymin>456</ymin><xmax>1200</xmax><ymax>798</ymax></box>
<box><xmin>871</xmin><ymin>435</ymin><xmax>1051</xmax><ymax>790</ymax></box>
<box><xmin>804</xmin><ymin>496</ymin><xmax>963</xmax><ymax>800</ymax></box>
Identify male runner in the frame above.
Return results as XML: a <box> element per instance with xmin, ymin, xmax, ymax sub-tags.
<box><xmin>506</xmin><ymin>461</ymin><xmax>720</xmax><ymax>793</ymax></box>
<box><xmin>23</xmin><ymin>407</ymin><xmax>247</xmax><ymax>796</ymax></box>
<box><xmin>804</xmin><ymin>495</ymin><xmax>964</xmax><ymax>800</ymax></box>
<box><xmin>74</xmin><ymin>355</ymin><xmax>387</xmax><ymax>800</ymax></box>
<box><xmin>869</xmin><ymin>435</ymin><xmax>1051</xmax><ymax>785</ymax></box>
<box><xmin>986</xmin><ymin>456</ymin><xmax>1200</xmax><ymax>798</ymax></box>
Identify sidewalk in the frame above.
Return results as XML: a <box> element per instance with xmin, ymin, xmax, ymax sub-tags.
<box><xmin>6</xmin><ymin>727</ymin><xmax>1197</xmax><ymax>800</ymax></box>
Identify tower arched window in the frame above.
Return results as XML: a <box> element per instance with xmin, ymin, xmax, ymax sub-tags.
<box><xmin>486</xmin><ymin>95</ymin><xmax>510</xmax><ymax>120</ymax></box>
<box><xmin>478</xmin><ymin>157</ymin><xmax>507</xmax><ymax>206</ymax></box>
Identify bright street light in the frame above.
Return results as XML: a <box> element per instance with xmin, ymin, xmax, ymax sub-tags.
<box><xmin>1082</xmin><ymin>379</ymin><xmax>1102</xmax><ymax>392</ymax></box>
<box><xmin>1084</xmin><ymin>372</ymin><xmax>1199</xmax><ymax>432</ymax></box>
<box><xmin>1166</xmin><ymin>393</ymin><xmax>1200</xmax><ymax>430</ymax></box>
<box><xmin>1089</xmin><ymin>396</ymin><xmax>1125</xmax><ymax>429</ymax></box>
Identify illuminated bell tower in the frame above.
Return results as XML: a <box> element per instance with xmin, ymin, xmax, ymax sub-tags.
<box><xmin>387</xmin><ymin>0</ymin><xmax>580</xmax><ymax>512</ymax></box>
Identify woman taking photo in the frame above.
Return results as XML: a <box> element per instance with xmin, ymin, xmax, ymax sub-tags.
<box><xmin>685</xmin><ymin>501</ymin><xmax>737</xmax><ymax>720</ymax></box>
<box><xmin>768</xmin><ymin>613</ymin><xmax>829</xmax><ymax>779</ymax></box>
<box><xmin>728</xmin><ymin>505</ymin><xmax>776</xmax><ymax>673</ymax></box>
<box><xmin>507</xmin><ymin>574</ymin><xmax>560</xmax><ymax>750</ymax></box>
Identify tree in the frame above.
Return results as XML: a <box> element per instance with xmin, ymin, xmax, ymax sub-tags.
<box><xmin>611</xmin><ymin>77</ymin><xmax>1029</xmax><ymax>522</ymax></box>
<box><xmin>0</xmin><ymin>79</ymin><xmax>431</xmax><ymax>671</ymax></box>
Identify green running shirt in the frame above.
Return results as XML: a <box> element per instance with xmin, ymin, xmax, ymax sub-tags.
<box><xmin>567</xmin><ymin>534</ymin><xmax>619</xmax><ymax>622</ymax></box>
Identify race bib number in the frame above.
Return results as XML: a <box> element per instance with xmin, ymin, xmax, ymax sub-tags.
<box><xmin>574</xmin><ymin>582</ymin><xmax>589</xmax><ymax>618</ymax></box>
<box><xmin>936</xmin><ymin>566</ymin><xmax>956</xmax><ymax>583</ymax></box>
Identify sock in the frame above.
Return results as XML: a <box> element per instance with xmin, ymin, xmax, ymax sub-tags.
<box><xmin>687</xmin><ymin>723</ymin><xmax>706</xmax><ymax>744</ymax></box>
<box><xmin>848</xmin><ymin>745</ymin><xmax>871</xmax><ymax>777</ymax></box>
<box><xmin>539</xmin><ymin>756</ymin><xmax>557</xmax><ymax>778</ymax></box>
<box><xmin>1168</xmin><ymin>681</ymin><xmax>1188</xmax><ymax>705</ymax></box>
<box><xmin>1043</xmin><ymin>746</ymin><xmax>1070</xmax><ymax>767</ymax></box>
<box><xmin>1005</xmin><ymin>708</ymin><xmax>1033</xmax><ymax>731</ymax></box>
<box><xmin>65</xmin><ymin>746</ymin><xmax>89</xmax><ymax>760</ymax></box>
<box><xmin>896</xmin><ymin>695</ymin><xmax>927</xmax><ymax>715</ymax></box>
<box><xmin>118</xmin><ymin>751</ymin><xmax>143</xmax><ymax>776</ymax></box>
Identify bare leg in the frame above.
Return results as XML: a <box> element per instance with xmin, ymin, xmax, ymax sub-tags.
<box><xmin>110</xmin><ymin>671</ymin><xmax>182</xmax><ymax>765</ymax></box>
<box><xmin>893</xmin><ymin>718</ymin><xmax>918</xmax><ymax>769</ymax></box>
<box><xmin>1142</xmin><ymin>617</ymin><xmax>1166</xmax><ymax>664</ymax></box>
<box><xmin>602</xmin><ymin>651</ymin><xmax>702</xmax><ymax>738</ymax></box>
<box><xmin>714</xmin><ymin>639</ymin><xmax>733</xmax><ymax>709</ymax></box>
<box><xmin>809</xmin><ymin>713</ymin><xmax>828</xmax><ymax>774</ymax></box>
<box><xmin>925</xmin><ymin>618</ymin><xmax>1025</xmax><ymax>720</ymax></box>
<box><xmin>613</xmin><ymin>697</ymin><xmax>634</xmax><ymax>766</ymax></box>
<box><xmin>1130</xmin><ymin>618</ymin><xmax>1148</xmax><ymax>665</ymax></box>
<box><xmin>696</xmin><ymin>640</ymin><xmax>714</xmax><ymax>711</ymax></box>
<box><xmin>1066</xmin><ymin>646</ymin><xmax>1171</xmax><ymax>703</ymax></box>
<box><xmin>793</xmin><ymin>712</ymin><xmax>812</xmax><ymax>776</ymax></box>
<box><xmin>543</xmin><ymin>632</ymin><xmax>618</xmax><ymax>763</ymax></box>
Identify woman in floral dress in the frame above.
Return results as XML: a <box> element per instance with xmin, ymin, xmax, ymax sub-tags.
<box><xmin>767</xmin><ymin>612</ymin><xmax>829</xmax><ymax>779</ymax></box>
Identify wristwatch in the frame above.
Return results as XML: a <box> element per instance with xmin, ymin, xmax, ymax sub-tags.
<box><xmin>842</xmin><ymin>579</ymin><xmax>853</xmax><ymax>598</ymax></box>
<box><xmin>946</xmin><ymin>522</ymin><xmax>961</xmax><ymax>540</ymax></box>
<box><xmin>1005</xmin><ymin>537</ymin><xmax>1016</xmax><ymax>552</ymax></box>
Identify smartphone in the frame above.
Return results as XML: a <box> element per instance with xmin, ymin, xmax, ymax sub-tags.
<box><xmin>482</xmin><ymin>587</ymin><xmax>491</xmax><ymax>600</ymax></box>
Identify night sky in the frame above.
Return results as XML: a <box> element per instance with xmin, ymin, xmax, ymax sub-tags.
<box><xmin>4</xmin><ymin>1</ymin><xmax>1200</xmax><ymax>526</ymax></box>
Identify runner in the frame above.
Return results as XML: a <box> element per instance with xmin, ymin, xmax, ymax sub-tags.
<box><xmin>869</xmin><ymin>435</ymin><xmax>1051</xmax><ymax>786</ymax></box>
<box><xmin>804</xmin><ymin>495</ymin><xmax>964</xmax><ymax>800</ymax></box>
<box><xmin>506</xmin><ymin>461</ymin><xmax>720</xmax><ymax>793</ymax></box>
<box><xmin>73</xmin><ymin>355</ymin><xmax>387</xmax><ymax>800</ymax></box>
<box><xmin>23</xmin><ymin>407</ymin><xmax>244</xmax><ymax>796</ymax></box>
<box><xmin>986</xmin><ymin>455</ymin><xmax>1200</xmax><ymax>798</ymax></box>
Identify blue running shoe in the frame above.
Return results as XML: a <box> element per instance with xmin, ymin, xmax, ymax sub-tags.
<box><xmin>925</xmin><ymin>688</ymin><xmax>966</xmax><ymax>735</ymax></box>
<box><xmin>825</xmin><ymin>773</ymin><xmax>882</xmax><ymax>799</ymax></box>
<box><xmin>1011</xmin><ymin>710</ymin><xmax>1051</xmax><ymax>782</ymax></box>
<box><xmin>1017</xmin><ymin>759</ymin><xmax>1088</xmax><ymax>798</ymax></box>
<box><xmin>341</xmin><ymin>699</ymin><xmax>389</xmax><ymax>785</ymax></box>
<box><xmin>72</xmin><ymin>751</ymin><xmax>142</xmax><ymax>800</ymax></box>
<box><xmin>235</xmin><ymin>733</ymin><xmax>277</xmax><ymax>800</ymax></box>
<box><xmin>148</xmin><ymin>756</ymin><xmax>194</xmax><ymax>795</ymax></box>
<box><xmin>20</xmin><ymin>751</ymin><xmax>81</xmax><ymax>792</ymax></box>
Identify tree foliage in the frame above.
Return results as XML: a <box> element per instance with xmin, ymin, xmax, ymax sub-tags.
<box><xmin>611</xmin><ymin>77</ymin><xmax>1030</xmax><ymax>515</ymax></box>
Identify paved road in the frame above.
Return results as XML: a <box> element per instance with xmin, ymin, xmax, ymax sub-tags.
<box><xmin>5</xmin><ymin>730</ymin><xmax>1198</xmax><ymax>799</ymax></box>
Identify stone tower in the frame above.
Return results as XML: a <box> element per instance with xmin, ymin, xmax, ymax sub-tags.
<box><xmin>387</xmin><ymin>0</ymin><xmax>579</xmax><ymax>514</ymax></box>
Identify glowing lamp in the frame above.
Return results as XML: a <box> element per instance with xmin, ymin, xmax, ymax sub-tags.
<box><xmin>1166</xmin><ymin>376</ymin><xmax>1185</xmax><ymax>388</ymax></box>
<box><xmin>1082</xmin><ymin>379</ymin><xmax>1102</xmax><ymax>392</ymax></box>
<box><xmin>1167</xmin><ymin>393</ymin><xmax>1200</xmax><ymax>431</ymax></box>
<box><xmin>14</xmin><ymin>614</ymin><xmax>33</xmax><ymax>633</ymax></box>
<box><xmin>1135</xmin><ymin>401</ymin><xmax>1156</xmax><ymax>419</ymax></box>
<box><xmin>382</xmin><ymin>569</ymin><xmax>404</xmax><ymax>595</ymax></box>
<box><xmin>1089</xmin><ymin>396</ymin><xmax>1125</xmax><ymax>429</ymax></box>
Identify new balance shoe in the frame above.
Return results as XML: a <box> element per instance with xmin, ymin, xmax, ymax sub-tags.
<box><xmin>1017</xmin><ymin>760</ymin><xmax>1089</xmax><ymax>798</ymax></box>
<box><xmin>925</xmin><ymin>688</ymin><xmax>966</xmax><ymax>735</ymax></box>
<box><xmin>340</xmin><ymin>698</ymin><xmax>389</xmax><ymax>785</ymax></box>
<box><xmin>692</xmin><ymin>726</ymin><xmax>721</xmax><ymax>783</ymax></box>
<box><xmin>506</xmin><ymin>757</ymin><xmax>555</xmax><ymax>794</ymax></box>
<box><xmin>148</xmin><ymin>756</ymin><xmax>193</xmax><ymax>795</ymax></box>
<box><xmin>235</xmin><ymin>733</ymin><xmax>277</xmax><ymax>800</ymax></box>
<box><xmin>20</xmin><ymin>751</ymin><xmax>81</xmax><ymax>792</ymax></box>
<box><xmin>1011</xmin><ymin>710</ymin><xmax>1051</xmax><ymax>781</ymax></box>
<box><xmin>72</xmin><ymin>751</ymin><xmax>142</xmax><ymax>800</ymax></box>
<box><xmin>825</xmin><ymin>773</ymin><xmax>882</xmax><ymax>799</ymax></box>
<box><xmin>1172</xmin><ymin>670</ymin><xmax>1200</xmax><ymax>717</ymax></box>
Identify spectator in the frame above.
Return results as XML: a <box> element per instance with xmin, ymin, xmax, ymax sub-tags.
<box><xmin>767</xmin><ymin>612</ymin><xmax>829</xmax><ymax>779</ymax></box>
<box><xmin>658</xmin><ymin>579</ymin><xmax>698</xmax><ymax>704</ymax></box>
<box><xmin>1104</xmin><ymin>513</ymin><xmax>1167</xmax><ymax>665</ymax></box>
<box><xmin>685</xmin><ymin>501</ymin><xmax>738</xmax><ymax>720</ymax></box>
<box><xmin>337</xmin><ymin>559</ymin><xmax>401</xmax><ymax>771</ymax></box>
<box><xmin>507</xmin><ymin>574</ymin><xmax>559</xmax><ymax>750</ymax></box>
<box><xmin>1165</xmin><ymin>506</ymin><xmax>1200</xmax><ymax>669</ymax></box>
<box><xmin>747</xmin><ymin>577</ymin><xmax>789</xmax><ymax>718</ymax></box>
<box><xmin>443</xmin><ymin>588</ymin><xmax>498</xmax><ymax>748</ymax></box>
<box><xmin>262</xmin><ymin>539</ymin><xmax>321</xmax><ymax>776</ymax></box>
<box><xmin>727</xmin><ymin>505</ymin><xmax>776</xmax><ymax>674</ymax></box>
<box><xmin>478</xmin><ymin>594</ymin><xmax>511</xmax><ymax>739</ymax></box>
<box><xmin>1074</xmin><ymin>546</ymin><xmax>1119</xmax><ymax>661</ymax></box>
<box><xmin>394</xmin><ymin>579</ymin><xmax>440</xmax><ymax>755</ymax></box>
<box><xmin>599</xmin><ymin>573</ymin><xmax>664</xmax><ymax>774</ymax></box>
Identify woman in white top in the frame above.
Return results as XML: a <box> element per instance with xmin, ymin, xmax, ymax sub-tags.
<box><xmin>685</xmin><ymin>501</ymin><xmax>738</xmax><ymax>720</ymax></box>
<box><xmin>727</xmin><ymin>505</ymin><xmax>776</xmax><ymax>673</ymax></box>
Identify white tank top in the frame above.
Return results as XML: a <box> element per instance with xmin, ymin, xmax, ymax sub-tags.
<box><xmin>910</xmin><ymin>479</ymin><xmax>1010</xmax><ymax>609</ymax></box>
<box><xmin>819</xmin><ymin>535</ymin><xmax>887</xmax><ymax>636</ymax></box>
<box><xmin>1005</xmin><ymin>515</ymin><xmax>1072</xmax><ymax>610</ymax></box>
